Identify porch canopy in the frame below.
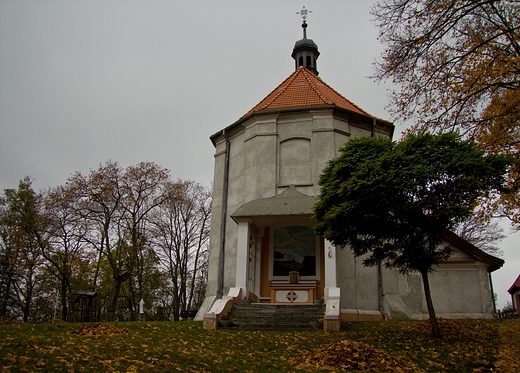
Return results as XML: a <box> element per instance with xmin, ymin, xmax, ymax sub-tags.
<box><xmin>231</xmin><ymin>185</ymin><xmax>316</xmax><ymax>221</ymax></box>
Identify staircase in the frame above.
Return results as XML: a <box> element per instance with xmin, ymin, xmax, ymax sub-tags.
<box><xmin>228</xmin><ymin>303</ymin><xmax>325</xmax><ymax>330</ymax></box>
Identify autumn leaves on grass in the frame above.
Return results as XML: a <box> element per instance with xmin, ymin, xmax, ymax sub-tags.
<box><xmin>69</xmin><ymin>323</ymin><xmax>132</xmax><ymax>336</ymax></box>
<box><xmin>290</xmin><ymin>339</ymin><xmax>421</xmax><ymax>372</ymax></box>
<box><xmin>291</xmin><ymin>319</ymin><xmax>498</xmax><ymax>372</ymax></box>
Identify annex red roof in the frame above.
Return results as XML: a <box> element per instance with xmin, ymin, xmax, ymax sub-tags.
<box><xmin>508</xmin><ymin>274</ymin><xmax>520</xmax><ymax>294</ymax></box>
<box><xmin>441</xmin><ymin>230</ymin><xmax>504</xmax><ymax>273</ymax></box>
<box><xmin>240</xmin><ymin>67</ymin><xmax>372</xmax><ymax>120</ymax></box>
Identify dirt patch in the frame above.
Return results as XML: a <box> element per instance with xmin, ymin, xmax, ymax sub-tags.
<box><xmin>0</xmin><ymin>316</ymin><xmax>24</xmax><ymax>325</ymax></box>
<box><xmin>70</xmin><ymin>323</ymin><xmax>132</xmax><ymax>336</ymax></box>
<box><xmin>47</xmin><ymin>319</ymin><xmax>68</xmax><ymax>323</ymax></box>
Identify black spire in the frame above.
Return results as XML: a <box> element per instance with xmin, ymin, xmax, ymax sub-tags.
<box><xmin>292</xmin><ymin>6</ymin><xmax>319</xmax><ymax>75</ymax></box>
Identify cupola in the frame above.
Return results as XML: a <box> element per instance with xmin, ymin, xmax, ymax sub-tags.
<box><xmin>292</xmin><ymin>6</ymin><xmax>319</xmax><ymax>76</ymax></box>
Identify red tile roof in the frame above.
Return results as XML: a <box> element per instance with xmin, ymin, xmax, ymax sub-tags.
<box><xmin>240</xmin><ymin>67</ymin><xmax>373</xmax><ymax>120</ymax></box>
<box><xmin>508</xmin><ymin>274</ymin><xmax>520</xmax><ymax>294</ymax></box>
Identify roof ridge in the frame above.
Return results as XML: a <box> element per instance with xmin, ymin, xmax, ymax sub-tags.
<box><xmin>310</xmin><ymin>71</ymin><xmax>372</xmax><ymax>117</ymax></box>
<box><xmin>301</xmin><ymin>68</ymin><xmax>333</xmax><ymax>105</ymax></box>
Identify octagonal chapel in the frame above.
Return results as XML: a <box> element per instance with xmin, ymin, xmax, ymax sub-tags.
<box><xmin>197</xmin><ymin>17</ymin><xmax>503</xmax><ymax>330</ymax></box>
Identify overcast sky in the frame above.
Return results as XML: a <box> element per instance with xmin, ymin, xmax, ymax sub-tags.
<box><xmin>1</xmin><ymin>0</ymin><xmax>518</xmax><ymax>309</ymax></box>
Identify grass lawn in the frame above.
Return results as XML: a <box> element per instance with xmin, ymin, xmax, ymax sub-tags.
<box><xmin>0</xmin><ymin>318</ymin><xmax>518</xmax><ymax>372</ymax></box>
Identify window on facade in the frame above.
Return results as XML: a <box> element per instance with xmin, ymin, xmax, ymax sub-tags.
<box><xmin>273</xmin><ymin>226</ymin><xmax>316</xmax><ymax>277</ymax></box>
<box><xmin>306</xmin><ymin>55</ymin><xmax>311</xmax><ymax>67</ymax></box>
<box><xmin>299</xmin><ymin>56</ymin><xmax>304</xmax><ymax>67</ymax></box>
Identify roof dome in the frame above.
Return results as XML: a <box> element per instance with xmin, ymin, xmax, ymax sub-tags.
<box><xmin>293</xmin><ymin>37</ymin><xmax>318</xmax><ymax>51</ymax></box>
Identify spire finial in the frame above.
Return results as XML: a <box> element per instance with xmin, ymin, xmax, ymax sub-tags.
<box><xmin>296</xmin><ymin>6</ymin><xmax>312</xmax><ymax>38</ymax></box>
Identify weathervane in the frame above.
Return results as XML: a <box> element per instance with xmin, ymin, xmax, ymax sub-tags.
<box><xmin>296</xmin><ymin>6</ymin><xmax>312</xmax><ymax>21</ymax></box>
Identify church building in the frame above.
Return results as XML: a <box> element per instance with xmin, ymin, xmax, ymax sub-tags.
<box><xmin>196</xmin><ymin>14</ymin><xmax>503</xmax><ymax>330</ymax></box>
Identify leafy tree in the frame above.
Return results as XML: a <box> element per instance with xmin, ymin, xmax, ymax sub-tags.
<box><xmin>0</xmin><ymin>197</ymin><xmax>18</xmax><ymax>317</ymax></box>
<box><xmin>314</xmin><ymin>133</ymin><xmax>511</xmax><ymax>337</ymax></box>
<box><xmin>372</xmin><ymin>0</ymin><xmax>520</xmax><ymax>224</ymax></box>
<box><xmin>1</xmin><ymin>178</ymin><xmax>48</xmax><ymax>321</ymax></box>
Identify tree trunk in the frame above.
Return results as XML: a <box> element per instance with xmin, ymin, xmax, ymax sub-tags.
<box><xmin>0</xmin><ymin>281</ymin><xmax>10</xmax><ymax>317</ymax></box>
<box><xmin>420</xmin><ymin>269</ymin><xmax>441</xmax><ymax>338</ymax></box>
<box><xmin>92</xmin><ymin>248</ymin><xmax>104</xmax><ymax>290</ymax></box>
<box><xmin>60</xmin><ymin>278</ymin><xmax>68</xmax><ymax>321</ymax></box>
<box><xmin>0</xmin><ymin>267</ymin><xmax>13</xmax><ymax>317</ymax></box>
<box><xmin>107</xmin><ymin>272</ymin><xmax>129</xmax><ymax>322</ymax></box>
<box><xmin>22</xmin><ymin>277</ymin><xmax>34</xmax><ymax>323</ymax></box>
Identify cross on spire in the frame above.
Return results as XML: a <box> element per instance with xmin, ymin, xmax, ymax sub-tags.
<box><xmin>296</xmin><ymin>6</ymin><xmax>312</xmax><ymax>38</ymax></box>
<box><xmin>296</xmin><ymin>6</ymin><xmax>312</xmax><ymax>21</ymax></box>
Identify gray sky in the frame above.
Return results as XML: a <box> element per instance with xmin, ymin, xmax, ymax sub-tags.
<box><xmin>1</xmin><ymin>0</ymin><xmax>518</xmax><ymax>309</ymax></box>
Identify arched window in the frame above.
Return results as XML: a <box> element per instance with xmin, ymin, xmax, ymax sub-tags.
<box><xmin>298</xmin><ymin>56</ymin><xmax>304</xmax><ymax>67</ymax></box>
<box><xmin>306</xmin><ymin>55</ymin><xmax>312</xmax><ymax>68</ymax></box>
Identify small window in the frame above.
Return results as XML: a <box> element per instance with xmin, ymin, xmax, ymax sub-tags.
<box><xmin>298</xmin><ymin>56</ymin><xmax>304</xmax><ymax>67</ymax></box>
<box><xmin>306</xmin><ymin>55</ymin><xmax>311</xmax><ymax>67</ymax></box>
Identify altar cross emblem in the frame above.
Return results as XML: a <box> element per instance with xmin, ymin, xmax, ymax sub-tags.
<box><xmin>286</xmin><ymin>291</ymin><xmax>298</xmax><ymax>302</ymax></box>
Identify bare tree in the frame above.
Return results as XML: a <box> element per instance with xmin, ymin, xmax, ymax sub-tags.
<box><xmin>455</xmin><ymin>215</ymin><xmax>506</xmax><ymax>257</ymax></box>
<box><xmin>1</xmin><ymin>164</ymin><xmax>212</xmax><ymax>322</ymax></box>
<box><xmin>118</xmin><ymin>162</ymin><xmax>170</xmax><ymax>320</ymax></box>
<box><xmin>151</xmin><ymin>180</ymin><xmax>211</xmax><ymax>320</ymax></box>
<box><xmin>70</xmin><ymin>161</ymin><xmax>127</xmax><ymax>321</ymax></box>
<box><xmin>69</xmin><ymin>161</ymin><xmax>171</xmax><ymax>321</ymax></box>
<box><xmin>41</xmin><ymin>185</ymin><xmax>90</xmax><ymax>320</ymax></box>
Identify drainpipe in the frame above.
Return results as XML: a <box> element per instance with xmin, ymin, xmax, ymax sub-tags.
<box><xmin>373</xmin><ymin>120</ymin><xmax>387</xmax><ymax>318</ymax></box>
<box><xmin>377</xmin><ymin>262</ymin><xmax>387</xmax><ymax>319</ymax></box>
<box><xmin>489</xmin><ymin>272</ymin><xmax>497</xmax><ymax>314</ymax></box>
<box><xmin>217</xmin><ymin>129</ymin><xmax>231</xmax><ymax>299</ymax></box>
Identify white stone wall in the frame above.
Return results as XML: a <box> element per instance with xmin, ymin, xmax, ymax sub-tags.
<box><xmin>207</xmin><ymin>108</ymin><xmax>392</xmax><ymax>310</ymax></box>
<box><xmin>336</xmin><ymin>248</ymin><xmax>380</xmax><ymax>311</ymax></box>
<box><xmin>206</xmin><ymin>108</ymin><xmax>496</xmax><ymax>321</ymax></box>
<box><xmin>424</xmin><ymin>263</ymin><xmax>494</xmax><ymax>318</ymax></box>
<box><xmin>381</xmin><ymin>261</ymin><xmax>495</xmax><ymax>320</ymax></box>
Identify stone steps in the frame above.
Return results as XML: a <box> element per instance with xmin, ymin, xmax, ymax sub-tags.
<box><xmin>227</xmin><ymin>303</ymin><xmax>325</xmax><ymax>330</ymax></box>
